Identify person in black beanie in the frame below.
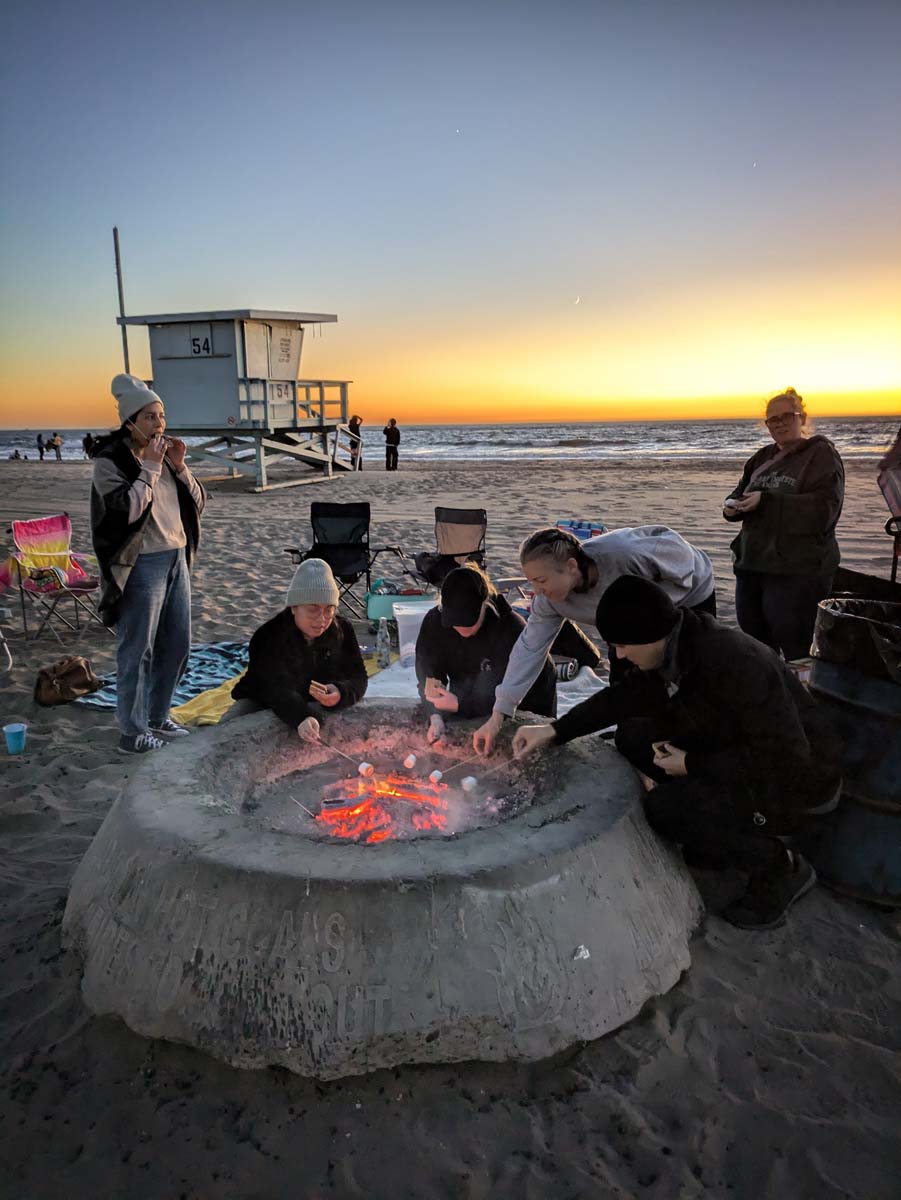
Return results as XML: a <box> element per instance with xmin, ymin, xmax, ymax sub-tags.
<box><xmin>415</xmin><ymin>564</ymin><xmax>556</xmax><ymax>744</ymax></box>
<box><xmin>511</xmin><ymin>575</ymin><xmax>841</xmax><ymax>930</ymax></box>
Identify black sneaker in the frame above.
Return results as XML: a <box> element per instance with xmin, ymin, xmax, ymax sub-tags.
<box><xmin>149</xmin><ymin>717</ymin><xmax>190</xmax><ymax>738</ymax></box>
<box><xmin>721</xmin><ymin>853</ymin><xmax>816</xmax><ymax>930</ymax></box>
<box><xmin>118</xmin><ymin>732</ymin><xmax>165</xmax><ymax>755</ymax></box>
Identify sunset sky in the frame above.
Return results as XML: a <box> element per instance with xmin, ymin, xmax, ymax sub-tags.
<box><xmin>1</xmin><ymin>0</ymin><xmax>899</xmax><ymax>428</ymax></box>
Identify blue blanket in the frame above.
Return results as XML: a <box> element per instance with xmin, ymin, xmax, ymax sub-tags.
<box><xmin>76</xmin><ymin>640</ymin><xmax>249</xmax><ymax>710</ymax></box>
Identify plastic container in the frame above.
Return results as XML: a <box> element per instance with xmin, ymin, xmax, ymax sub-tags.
<box><xmin>393</xmin><ymin>599</ymin><xmax>438</xmax><ymax>667</ymax></box>
<box><xmin>366</xmin><ymin>590</ymin><xmax>428</xmax><ymax>621</ymax></box>
<box><xmin>3</xmin><ymin>722</ymin><xmax>27</xmax><ymax>754</ymax></box>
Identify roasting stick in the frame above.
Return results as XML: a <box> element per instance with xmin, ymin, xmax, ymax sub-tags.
<box><xmin>291</xmin><ymin>797</ymin><xmax>317</xmax><ymax>819</ymax></box>
<box><xmin>317</xmin><ymin>738</ymin><xmax>359</xmax><ymax>768</ymax></box>
<box><xmin>440</xmin><ymin>751</ymin><xmax>484</xmax><ymax>778</ymax></box>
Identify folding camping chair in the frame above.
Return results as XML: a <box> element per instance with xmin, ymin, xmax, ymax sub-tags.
<box><xmin>878</xmin><ymin>466</ymin><xmax>901</xmax><ymax>584</ymax></box>
<box><xmin>283</xmin><ymin>502</ymin><xmax>408</xmax><ymax>618</ymax></box>
<box><xmin>413</xmin><ymin>506</ymin><xmax>488</xmax><ymax>586</ymax></box>
<box><xmin>0</xmin><ymin>513</ymin><xmax>107</xmax><ymax>642</ymax></box>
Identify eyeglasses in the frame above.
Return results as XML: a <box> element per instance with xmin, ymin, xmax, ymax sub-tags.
<box><xmin>765</xmin><ymin>411</ymin><xmax>802</xmax><ymax>427</ymax></box>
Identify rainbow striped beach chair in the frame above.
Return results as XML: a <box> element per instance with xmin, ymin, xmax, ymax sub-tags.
<box><xmin>0</xmin><ymin>513</ymin><xmax>106</xmax><ymax>641</ymax></box>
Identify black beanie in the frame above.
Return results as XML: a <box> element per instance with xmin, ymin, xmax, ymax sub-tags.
<box><xmin>595</xmin><ymin>576</ymin><xmax>679</xmax><ymax>645</ymax></box>
<box><xmin>440</xmin><ymin>567</ymin><xmax>488</xmax><ymax>628</ymax></box>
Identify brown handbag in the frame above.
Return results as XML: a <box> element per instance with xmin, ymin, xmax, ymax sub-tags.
<box><xmin>34</xmin><ymin>656</ymin><xmax>103</xmax><ymax>706</ymax></box>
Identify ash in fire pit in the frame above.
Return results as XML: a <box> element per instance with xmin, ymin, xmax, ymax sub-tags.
<box><xmin>246</xmin><ymin>737</ymin><xmax>541</xmax><ymax>844</ymax></box>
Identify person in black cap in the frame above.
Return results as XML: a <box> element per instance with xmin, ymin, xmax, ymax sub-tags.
<box><xmin>415</xmin><ymin>564</ymin><xmax>556</xmax><ymax>744</ymax></box>
<box><xmin>511</xmin><ymin>575</ymin><xmax>841</xmax><ymax>930</ymax></box>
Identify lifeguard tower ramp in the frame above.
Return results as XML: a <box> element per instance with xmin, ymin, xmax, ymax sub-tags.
<box><xmin>118</xmin><ymin>309</ymin><xmax>358</xmax><ymax>491</ymax></box>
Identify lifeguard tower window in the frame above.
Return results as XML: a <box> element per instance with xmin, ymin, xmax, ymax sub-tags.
<box><xmin>117</xmin><ymin>308</ymin><xmax>355</xmax><ymax>491</ymax></box>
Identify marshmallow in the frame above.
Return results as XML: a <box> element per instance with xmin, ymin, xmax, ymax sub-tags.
<box><xmin>358</xmin><ymin>762</ymin><xmax>374</xmax><ymax>777</ymax></box>
<box><xmin>428</xmin><ymin>769</ymin><xmax>443</xmax><ymax>785</ymax></box>
<box><xmin>403</xmin><ymin>754</ymin><xmax>417</xmax><ymax>769</ymax></box>
<box><xmin>461</xmin><ymin>776</ymin><xmax>477</xmax><ymax>793</ymax></box>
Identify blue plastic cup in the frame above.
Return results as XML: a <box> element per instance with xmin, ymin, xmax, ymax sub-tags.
<box><xmin>3</xmin><ymin>722</ymin><xmax>27</xmax><ymax>754</ymax></box>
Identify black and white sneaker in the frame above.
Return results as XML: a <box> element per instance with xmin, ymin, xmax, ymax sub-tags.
<box><xmin>118</xmin><ymin>732</ymin><xmax>166</xmax><ymax>755</ymax></box>
<box><xmin>149</xmin><ymin>718</ymin><xmax>190</xmax><ymax>738</ymax></box>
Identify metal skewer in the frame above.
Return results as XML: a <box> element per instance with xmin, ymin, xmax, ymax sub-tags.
<box><xmin>440</xmin><ymin>751</ymin><xmax>484</xmax><ymax>778</ymax></box>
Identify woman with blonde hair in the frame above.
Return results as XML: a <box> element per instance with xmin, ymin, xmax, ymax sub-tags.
<box><xmin>724</xmin><ymin>388</ymin><xmax>844</xmax><ymax>661</ymax></box>
<box><xmin>472</xmin><ymin>523</ymin><xmax>715</xmax><ymax>754</ymax></box>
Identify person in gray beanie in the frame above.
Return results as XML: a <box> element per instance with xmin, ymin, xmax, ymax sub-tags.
<box><xmin>90</xmin><ymin>374</ymin><xmax>205</xmax><ymax>755</ymax></box>
<box><xmin>231</xmin><ymin>558</ymin><xmax>367</xmax><ymax>740</ymax></box>
<box><xmin>511</xmin><ymin>575</ymin><xmax>842</xmax><ymax>931</ymax></box>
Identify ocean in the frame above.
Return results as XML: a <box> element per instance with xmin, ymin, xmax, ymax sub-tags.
<box><xmin>1</xmin><ymin>415</ymin><xmax>896</xmax><ymax>463</ymax></box>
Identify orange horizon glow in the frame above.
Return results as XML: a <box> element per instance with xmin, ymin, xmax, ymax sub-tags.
<box><xmin>1</xmin><ymin>262</ymin><xmax>898</xmax><ymax>428</ymax></box>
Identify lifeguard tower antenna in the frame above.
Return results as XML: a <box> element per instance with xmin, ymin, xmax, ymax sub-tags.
<box><xmin>112</xmin><ymin>233</ymin><xmax>358</xmax><ymax>491</ymax></box>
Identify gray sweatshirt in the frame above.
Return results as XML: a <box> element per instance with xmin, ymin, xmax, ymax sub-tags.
<box><xmin>494</xmin><ymin>525</ymin><xmax>715</xmax><ymax>716</ymax></box>
<box><xmin>91</xmin><ymin>453</ymin><xmax>205</xmax><ymax>553</ymax></box>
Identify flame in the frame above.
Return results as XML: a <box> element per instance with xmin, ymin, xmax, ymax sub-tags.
<box><xmin>315</xmin><ymin>771</ymin><xmax>451</xmax><ymax>843</ymax></box>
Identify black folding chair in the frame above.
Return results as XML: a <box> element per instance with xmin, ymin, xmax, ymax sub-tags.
<box><xmin>413</xmin><ymin>506</ymin><xmax>487</xmax><ymax>586</ymax></box>
<box><xmin>284</xmin><ymin>502</ymin><xmax>408</xmax><ymax>618</ymax></box>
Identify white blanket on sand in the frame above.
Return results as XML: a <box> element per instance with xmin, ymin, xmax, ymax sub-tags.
<box><xmin>363</xmin><ymin>662</ymin><xmax>606</xmax><ymax>717</ymax></box>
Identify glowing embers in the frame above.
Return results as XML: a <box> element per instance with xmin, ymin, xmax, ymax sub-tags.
<box><xmin>317</xmin><ymin>771</ymin><xmax>452</xmax><ymax>843</ymax></box>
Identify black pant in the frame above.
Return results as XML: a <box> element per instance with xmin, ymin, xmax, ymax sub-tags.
<box><xmin>615</xmin><ymin>717</ymin><xmax>800</xmax><ymax>874</ymax></box>
<box><xmin>607</xmin><ymin>589</ymin><xmax>717</xmax><ymax>685</ymax></box>
<box><xmin>735</xmin><ymin>570</ymin><xmax>832</xmax><ymax>662</ymax></box>
<box><xmin>385</xmin><ymin>446</ymin><xmax>398</xmax><ymax>470</ymax></box>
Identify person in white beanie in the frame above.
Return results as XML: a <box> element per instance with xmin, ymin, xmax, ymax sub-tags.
<box><xmin>229</xmin><ymin>558</ymin><xmax>368</xmax><ymax>740</ymax></box>
<box><xmin>90</xmin><ymin>374</ymin><xmax>206</xmax><ymax>754</ymax></box>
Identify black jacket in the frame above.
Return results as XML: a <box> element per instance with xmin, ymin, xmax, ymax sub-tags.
<box><xmin>725</xmin><ymin>435</ymin><xmax>844</xmax><ymax>576</ymax></box>
<box><xmin>383</xmin><ymin>425</ymin><xmax>401</xmax><ymax>446</ymax></box>
<box><xmin>232</xmin><ymin>609</ymin><xmax>368</xmax><ymax>728</ymax></box>
<box><xmin>415</xmin><ymin>594</ymin><xmax>556</xmax><ymax>718</ymax></box>
<box><xmin>553</xmin><ymin>609</ymin><xmax>837</xmax><ymax>810</ymax></box>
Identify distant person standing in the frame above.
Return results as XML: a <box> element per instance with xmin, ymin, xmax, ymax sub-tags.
<box><xmin>36</xmin><ymin>433</ymin><xmax>45</xmax><ymax>460</ymax></box>
<box><xmin>49</xmin><ymin>432</ymin><xmax>63</xmax><ymax>461</ymax></box>
<box><xmin>348</xmin><ymin>415</ymin><xmax>363</xmax><ymax>470</ymax></box>
<box><xmin>383</xmin><ymin>418</ymin><xmax>400</xmax><ymax>471</ymax></box>
<box><xmin>82</xmin><ymin>432</ymin><xmax>94</xmax><ymax>459</ymax></box>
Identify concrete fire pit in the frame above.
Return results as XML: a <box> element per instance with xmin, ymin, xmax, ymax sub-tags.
<box><xmin>63</xmin><ymin>701</ymin><xmax>701</xmax><ymax>1079</ymax></box>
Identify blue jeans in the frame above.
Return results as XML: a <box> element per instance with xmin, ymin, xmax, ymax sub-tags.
<box><xmin>116</xmin><ymin>549</ymin><xmax>191</xmax><ymax>737</ymax></box>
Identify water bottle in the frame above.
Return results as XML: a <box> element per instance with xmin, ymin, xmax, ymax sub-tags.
<box><xmin>376</xmin><ymin>618</ymin><xmax>391</xmax><ymax>669</ymax></box>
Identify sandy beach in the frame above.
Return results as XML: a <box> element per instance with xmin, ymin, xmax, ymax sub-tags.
<box><xmin>1</xmin><ymin>454</ymin><xmax>899</xmax><ymax>1200</ymax></box>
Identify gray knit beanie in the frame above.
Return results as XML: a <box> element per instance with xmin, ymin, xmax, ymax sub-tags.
<box><xmin>111</xmin><ymin>373</ymin><xmax>163</xmax><ymax>425</ymax></box>
<box><xmin>286</xmin><ymin>558</ymin><xmax>340</xmax><ymax>608</ymax></box>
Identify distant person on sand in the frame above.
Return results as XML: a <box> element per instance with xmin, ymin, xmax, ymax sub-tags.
<box><xmin>415</xmin><ymin>564</ymin><xmax>556</xmax><ymax>745</ymax></box>
<box><xmin>228</xmin><ymin>558</ymin><xmax>368</xmax><ymax>740</ymax></box>
<box><xmin>724</xmin><ymin>388</ymin><xmax>844</xmax><ymax>661</ymax></box>
<box><xmin>91</xmin><ymin>374</ymin><xmax>206</xmax><ymax>755</ymax></box>
<box><xmin>36</xmin><ymin>433</ymin><xmax>45</xmax><ymax>460</ymax></box>
<box><xmin>348</xmin><ymin>415</ymin><xmax>363</xmax><ymax>470</ymax></box>
<box><xmin>383</xmin><ymin>418</ymin><xmax>400</xmax><ymax>470</ymax></box>
<box><xmin>472</xmin><ymin>523</ymin><xmax>716</xmax><ymax>755</ymax></box>
<box><xmin>82</xmin><ymin>432</ymin><xmax>94</xmax><ymax>459</ymax></box>
<box><xmin>511</xmin><ymin>576</ymin><xmax>841</xmax><ymax>930</ymax></box>
<box><xmin>49</xmin><ymin>432</ymin><xmax>63</xmax><ymax>461</ymax></box>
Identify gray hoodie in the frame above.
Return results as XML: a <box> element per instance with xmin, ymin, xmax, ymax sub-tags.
<box><xmin>494</xmin><ymin>525</ymin><xmax>715</xmax><ymax>716</ymax></box>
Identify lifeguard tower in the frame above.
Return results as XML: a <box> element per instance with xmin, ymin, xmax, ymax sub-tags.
<box><xmin>117</xmin><ymin>308</ymin><xmax>357</xmax><ymax>491</ymax></box>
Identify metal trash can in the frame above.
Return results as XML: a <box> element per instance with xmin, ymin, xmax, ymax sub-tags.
<box><xmin>799</xmin><ymin>597</ymin><xmax>901</xmax><ymax>907</ymax></box>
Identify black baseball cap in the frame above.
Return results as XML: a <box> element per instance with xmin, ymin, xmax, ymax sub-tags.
<box><xmin>440</xmin><ymin>567</ymin><xmax>488</xmax><ymax>628</ymax></box>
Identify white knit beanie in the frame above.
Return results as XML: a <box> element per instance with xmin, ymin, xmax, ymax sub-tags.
<box><xmin>286</xmin><ymin>559</ymin><xmax>340</xmax><ymax>608</ymax></box>
<box><xmin>111</xmin><ymin>373</ymin><xmax>163</xmax><ymax>425</ymax></box>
